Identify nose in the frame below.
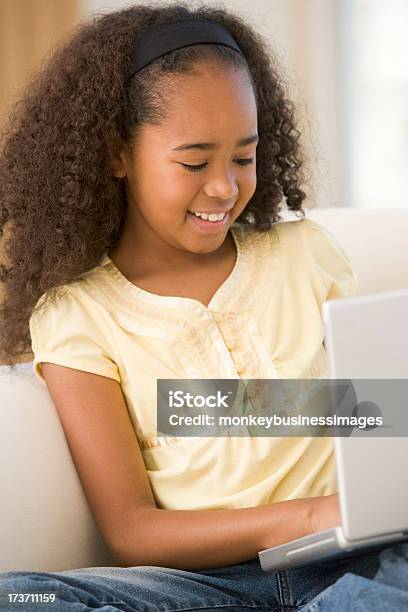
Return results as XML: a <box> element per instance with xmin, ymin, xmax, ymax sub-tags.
<box><xmin>203</xmin><ymin>164</ymin><xmax>239</xmax><ymax>201</ymax></box>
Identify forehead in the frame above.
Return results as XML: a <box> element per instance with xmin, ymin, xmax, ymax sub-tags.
<box><xmin>155</xmin><ymin>64</ymin><xmax>257</xmax><ymax>141</ymax></box>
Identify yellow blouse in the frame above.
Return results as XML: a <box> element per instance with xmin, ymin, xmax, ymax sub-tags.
<box><xmin>29</xmin><ymin>218</ymin><xmax>358</xmax><ymax>510</ymax></box>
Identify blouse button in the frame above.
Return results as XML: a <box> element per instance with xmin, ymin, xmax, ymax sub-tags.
<box><xmin>235</xmin><ymin>365</ymin><xmax>245</xmax><ymax>375</ymax></box>
<box><xmin>225</xmin><ymin>341</ymin><xmax>235</xmax><ymax>352</ymax></box>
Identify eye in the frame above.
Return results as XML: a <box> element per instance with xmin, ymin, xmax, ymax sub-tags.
<box><xmin>180</xmin><ymin>158</ymin><xmax>255</xmax><ymax>173</ymax></box>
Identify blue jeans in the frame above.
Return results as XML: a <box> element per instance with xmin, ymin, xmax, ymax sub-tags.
<box><xmin>0</xmin><ymin>542</ymin><xmax>407</xmax><ymax>611</ymax></box>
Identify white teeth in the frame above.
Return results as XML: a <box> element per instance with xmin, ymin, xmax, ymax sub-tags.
<box><xmin>192</xmin><ymin>211</ymin><xmax>226</xmax><ymax>222</ymax></box>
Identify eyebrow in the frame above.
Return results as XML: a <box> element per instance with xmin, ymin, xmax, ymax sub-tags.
<box><xmin>171</xmin><ymin>134</ymin><xmax>259</xmax><ymax>152</ymax></box>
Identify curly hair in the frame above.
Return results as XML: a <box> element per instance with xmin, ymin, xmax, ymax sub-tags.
<box><xmin>0</xmin><ymin>1</ymin><xmax>308</xmax><ymax>367</ymax></box>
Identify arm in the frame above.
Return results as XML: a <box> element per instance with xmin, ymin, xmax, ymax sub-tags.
<box><xmin>42</xmin><ymin>363</ymin><xmax>339</xmax><ymax>570</ymax></box>
<box><xmin>117</xmin><ymin>495</ymin><xmax>325</xmax><ymax>570</ymax></box>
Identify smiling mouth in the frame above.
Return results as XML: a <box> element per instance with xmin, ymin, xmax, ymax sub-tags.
<box><xmin>189</xmin><ymin>211</ymin><xmax>228</xmax><ymax>222</ymax></box>
<box><xmin>187</xmin><ymin>210</ymin><xmax>230</xmax><ymax>230</ymax></box>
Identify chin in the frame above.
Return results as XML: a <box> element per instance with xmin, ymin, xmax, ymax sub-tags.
<box><xmin>188</xmin><ymin>237</ymin><xmax>225</xmax><ymax>254</ymax></box>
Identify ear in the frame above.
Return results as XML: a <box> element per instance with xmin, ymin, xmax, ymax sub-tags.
<box><xmin>106</xmin><ymin>133</ymin><xmax>129</xmax><ymax>179</ymax></box>
<box><xmin>111</xmin><ymin>151</ymin><xmax>127</xmax><ymax>179</ymax></box>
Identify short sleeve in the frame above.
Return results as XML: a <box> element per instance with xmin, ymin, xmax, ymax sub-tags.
<box><xmin>29</xmin><ymin>287</ymin><xmax>120</xmax><ymax>386</ymax></box>
<box><xmin>300</xmin><ymin>217</ymin><xmax>358</xmax><ymax>300</ymax></box>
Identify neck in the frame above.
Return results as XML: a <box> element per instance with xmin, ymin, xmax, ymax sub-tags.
<box><xmin>108</xmin><ymin>224</ymin><xmax>235</xmax><ymax>280</ymax></box>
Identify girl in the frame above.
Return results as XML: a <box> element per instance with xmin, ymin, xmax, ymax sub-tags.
<box><xmin>0</xmin><ymin>3</ymin><xmax>407</xmax><ymax>611</ymax></box>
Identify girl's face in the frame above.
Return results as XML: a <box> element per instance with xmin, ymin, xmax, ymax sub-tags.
<box><xmin>113</xmin><ymin>62</ymin><xmax>258</xmax><ymax>258</ymax></box>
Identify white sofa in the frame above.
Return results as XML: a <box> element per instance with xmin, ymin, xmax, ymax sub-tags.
<box><xmin>1</xmin><ymin>207</ymin><xmax>407</xmax><ymax>573</ymax></box>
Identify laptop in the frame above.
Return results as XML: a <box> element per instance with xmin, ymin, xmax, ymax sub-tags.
<box><xmin>258</xmin><ymin>288</ymin><xmax>408</xmax><ymax>572</ymax></box>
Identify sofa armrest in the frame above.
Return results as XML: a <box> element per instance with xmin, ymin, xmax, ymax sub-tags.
<box><xmin>0</xmin><ymin>363</ymin><xmax>115</xmax><ymax>572</ymax></box>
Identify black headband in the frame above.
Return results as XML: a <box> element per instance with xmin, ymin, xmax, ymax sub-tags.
<box><xmin>127</xmin><ymin>19</ymin><xmax>245</xmax><ymax>81</ymax></box>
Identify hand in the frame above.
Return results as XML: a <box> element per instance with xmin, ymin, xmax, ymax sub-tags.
<box><xmin>309</xmin><ymin>493</ymin><xmax>341</xmax><ymax>534</ymax></box>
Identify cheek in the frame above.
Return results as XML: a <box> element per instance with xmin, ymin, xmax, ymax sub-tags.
<box><xmin>242</xmin><ymin>168</ymin><xmax>257</xmax><ymax>197</ymax></box>
<box><xmin>153</xmin><ymin>170</ymin><xmax>199</xmax><ymax>209</ymax></box>
<box><xmin>137</xmin><ymin>174</ymin><xmax>198</xmax><ymax>225</ymax></box>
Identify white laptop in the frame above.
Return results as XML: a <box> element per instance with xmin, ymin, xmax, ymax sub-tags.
<box><xmin>259</xmin><ymin>288</ymin><xmax>408</xmax><ymax>572</ymax></box>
